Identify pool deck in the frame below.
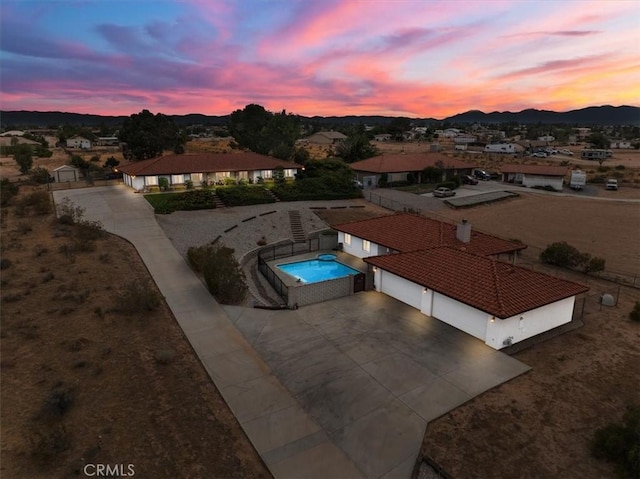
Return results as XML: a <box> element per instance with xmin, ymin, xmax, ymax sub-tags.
<box><xmin>267</xmin><ymin>250</ymin><xmax>369</xmax><ymax>288</ymax></box>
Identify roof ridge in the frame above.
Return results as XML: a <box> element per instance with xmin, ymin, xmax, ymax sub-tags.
<box><xmin>490</xmin><ymin>259</ymin><xmax>508</xmax><ymax>318</ymax></box>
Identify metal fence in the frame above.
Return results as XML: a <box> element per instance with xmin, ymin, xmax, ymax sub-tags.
<box><xmin>257</xmin><ymin>238</ymin><xmax>322</xmax><ymax>303</ymax></box>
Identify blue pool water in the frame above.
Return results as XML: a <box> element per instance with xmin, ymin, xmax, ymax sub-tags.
<box><xmin>277</xmin><ymin>258</ymin><xmax>360</xmax><ymax>284</ymax></box>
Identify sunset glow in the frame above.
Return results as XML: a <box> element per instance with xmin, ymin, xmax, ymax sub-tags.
<box><xmin>1</xmin><ymin>0</ymin><xmax>638</xmax><ymax>117</ymax></box>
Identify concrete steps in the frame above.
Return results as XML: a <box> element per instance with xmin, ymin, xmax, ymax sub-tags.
<box><xmin>212</xmin><ymin>193</ymin><xmax>226</xmax><ymax>208</ymax></box>
<box><xmin>288</xmin><ymin>210</ymin><xmax>306</xmax><ymax>243</ymax></box>
<box><xmin>265</xmin><ymin>188</ymin><xmax>280</xmax><ymax>202</ymax></box>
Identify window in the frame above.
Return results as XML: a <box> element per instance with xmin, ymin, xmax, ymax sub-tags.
<box><xmin>362</xmin><ymin>240</ymin><xmax>370</xmax><ymax>252</ymax></box>
<box><xmin>262</xmin><ymin>170</ymin><xmax>273</xmax><ymax>179</ymax></box>
<box><xmin>344</xmin><ymin>233</ymin><xmax>351</xmax><ymax>245</ymax></box>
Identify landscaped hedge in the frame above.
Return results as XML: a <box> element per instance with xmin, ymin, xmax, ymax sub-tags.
<box><xmin>271</xmin><ymin>179</ymin><xmax>362</xmax><ymax>201</ymax></box>
<box><xmin>214</xmin><ymin>185</ymin><xmax>276</xmax><ymax>206</ymax></box>
<box><xmin>144</xmin><ymin>190</ymin><xmax>217</xmax><ymax>214</ymax></box>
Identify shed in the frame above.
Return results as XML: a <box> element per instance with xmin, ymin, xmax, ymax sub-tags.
<box><xmin>54</xmin><ymin>165</ymin><xmax>80</xmax><ymax>182</ymax></box>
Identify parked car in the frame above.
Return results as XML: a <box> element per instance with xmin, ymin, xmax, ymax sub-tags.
<box><xmin>474</xmin><ymin>170</ymin><xmax>491</xmax><ymax>181</ymax></box>
<box><xmin>531</xmin><ymin>152</ymin><xmax>547</xmax><ymax>158</ymax></box>
<box><xmin>606</xmin><ymin>179</ymin><xmax>618</xmax><ymax>191</ymax></box>
<box><xmin>433</xmin><ymin>187</ymin><xmax>456</xmax><ymax>198</ymax></box>
<box><xmin>462</xmin><ymin>175</ymin><xmax>478</xmax><ymax>185</ymax></box>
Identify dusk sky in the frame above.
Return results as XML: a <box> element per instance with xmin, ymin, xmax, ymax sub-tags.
<box><xmin>1</xmin><ymin>0</ymin><xmax>639</xmax><ymax>118</ymax></box>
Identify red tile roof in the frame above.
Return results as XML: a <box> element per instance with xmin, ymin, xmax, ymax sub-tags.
<box><xmin>118</xmin><ymin>153</ymin><xmax>302</xmax><ymax>176</ymax></box>
<box><xmin>334</xmin><ymin>213</ymin><xmax>526</xmax><ymax>256</ymax></box>
<box><xmin>365</xmin><ymin>247</ymin><xmax>588</xmax><ymax>318</ymax></box>
<box><xmin>501</xmin><ymin>164</ymin><xmax>568</xmax><ymax>176</ymax></box>
<box><xmin>349</xmin><ymin>153</ymin><xmax>474</xmax><ymax>173</ymax></box>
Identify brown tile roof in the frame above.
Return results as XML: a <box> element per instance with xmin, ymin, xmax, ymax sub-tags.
<box><xmin>334</xmin><ymin>213</ymin><xmax>526</xmax><ymax>256</ymax></box>
<box><xmin>365</xmin><ymin>247</ymin><xmax>588</xmax><ymax>318</ymax></box>
<box><xmin>349</xmin><ymin>153</ymin><xmax>474</xmax><ymax>174</ymax></box>
<box><xmin>501</xmin><ymin>164</ymin><xmax>568</xmax><ymax>176</ymax></box>
<box><xmin>118</xmin><ymin>153</ymin><xmax>302</xmax><ymax>176</ymax></box>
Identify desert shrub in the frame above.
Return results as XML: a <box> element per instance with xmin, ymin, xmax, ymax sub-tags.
<box><xmin>630</xmin><ymin>302</ymin><xmax>640</xmax><ymax>322</ymax></box>
<box><xmin>29</xmin><ymin>167</ymin><xmax>51</xmax><ymax>184</ymax></box>
<box><xmin>30</xmin><ymin>425</ymin><xmax>71</xmax><ymax>463</ymax></box>
<box><xmin>583</xmin><ymin>256</ymin><xmax>606</xmax><ymax>274</ymax></box>
<box><xmin>15</xmin><ymin>190</ymin><xmax>51</xmax><ymax>216</ymax></box>
<box><xmin>155</xmin><ymin>349</ymin><xmax>176</xmax><ymax>365</ymax></box>
<box><xmin>591</xmin><ymin>175</ymin><xmax>607</xmax><ymax>184</ymax></box>
<box><xmin>112</xmin><ymin>280</ymin><xmax>161</xmax><ymax>315</ymax></box>
<box><xmin>540</xmin><ymin>241</ymin><xmax>583</xmax><ymax>268</ymax></box>
<box><xmin>0</xmin><ymin>178</ymin><xmax>19</xmax><ymax>206</ymax></box>
<box><xmin>590</xmin><ymin>404</ymin><xmax>640</xmax><ymax>478</ymax></box>
<box><xmin>615</xmin><ymin>164</ymin><xmax>626</xmax><ymax>170</ymax></box>
<box><xmin>0</xmin><ymin>258</ymin><xmax>12</xmax><ymax>269</ymax></box>
<box><xmin>202</xmin><ymin>245</ymin><xmax>247</xmax><ymax>304</ymax></box>
<box><xmin>597</xmin><ymin>165</ymin><xmax>610</xmax><ymax>172</ymax></box>
<box><xmin>41</xmin><ymin>385</ymin><xmax>75</xmax><ymax>418</ymax></box>
<box><xmin>56</xmin><ymin>197</ymin><xmax>85</xmax><ymax>223</ymax></box>
<box><xmin>158</xmin><ymin>177</ymin><xmax>170</xmax><ymax>191</ymax></box>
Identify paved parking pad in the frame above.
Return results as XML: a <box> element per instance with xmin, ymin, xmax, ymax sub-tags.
<box><xmin>225</xmin><ymin>293</ymin><xmax>530</xmax><ymax>478</ymax></box>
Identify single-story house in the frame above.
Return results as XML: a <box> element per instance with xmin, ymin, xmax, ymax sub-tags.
<box><xmin>610</xmin><ymin>140</ymin><xmax>633</xmax><ymax>149</ymax></box>
<box><xmin>66</xmin><ymin>136</ymin><xmax>92</xmax><ymax>149</ymax></box>
<box><xmin>501</xmin><ymin>164</ymin><xmax>568</xmax><ymax>191</ymax></box>
<box><xmin>54</xmin><ymin>165</ymin><xmax>80</xmax><ymax>182</ymax></box>
<box><xmin>306</xmin><ymin>131</ymin><xmax>348</xmax><ymax>146</ymax></box>
<box><xmin>364</xmin><ymin>247</ymin><xmax>588</xmax><ymax>350</ymax></box>
<box><xmin>117</xmin><ymin>153</ymin><xmax>302</xmax><ymax>191</ymax></box>
<box><xmin>453</xmin><ymin>134</ymin><xmax>477</xmax><ymax>145</ymax></box>
<box><xmin>333</xmin><ymin>213</ymin><xmax>588</xmax><ymax>349</ymax></box>
<box><xmin>349</xmin><ymin>153</ymin><xmax>474</xmax><ymax>188</ymax></box>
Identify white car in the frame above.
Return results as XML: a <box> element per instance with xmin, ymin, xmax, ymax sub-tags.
<box><xmin>531</xmin><ymin>152</ymin><xmax>547</xmax><ymax>158</ymax></box>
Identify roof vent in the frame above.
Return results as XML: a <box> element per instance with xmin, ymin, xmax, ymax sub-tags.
<box><xmin>456</xmin><ymin>219</ymin><xmax>471</xmax><ymax>243</ymax></box>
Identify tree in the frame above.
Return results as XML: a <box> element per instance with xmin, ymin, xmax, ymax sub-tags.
<box><xmin>118</xmin><ymin>109</ymin><xmax>184</xmax><ymax>161</ymax></box>
<box><xmin>13</xmin><ymin>144</ymin><xmax>33</xmax><ymax>174</ymax></box>
<box><xmin>103</xmin><ymin>156</ymin><xmax>120</xmax><ymax>169</ymax></box>
<box><xmin>540</xmin><ymin>241</ymin><xmax>582</xmax><ymax>268</ymax></box>
<box><xmin>228</xmin><ymin>104</ymin><xmax>299</xmax><ymax>157</ymax></box>
<box><xmin>335</xmin><ymin>134</ymin><xmax>379</xmax><ymax>163</ymax></box>
<box><xmin>587</xmin><ymin>132</ymin><xmax>610</xmax><ymax>150</ymax></box>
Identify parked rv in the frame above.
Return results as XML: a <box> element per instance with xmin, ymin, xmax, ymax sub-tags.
<box><xmin>569</xmin><ymin>170</ymin><xmax>586</xmax><ymax>190</ymax></box>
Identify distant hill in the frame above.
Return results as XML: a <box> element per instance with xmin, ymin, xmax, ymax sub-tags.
<box><xmin>1</xmin><ymin>105</ymin><xmax>638</xmax><ymax>128</ymax></box>
<box><xmin>444</xmin><ymin>105</ymin><xmax>640</xmax><ymax>125</ymax></box>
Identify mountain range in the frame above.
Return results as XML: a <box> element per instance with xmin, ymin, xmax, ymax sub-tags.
<box><xmin>1</xmin><ymin>105</ymin><xmax>638</xmax><ymax>128</ymax></box>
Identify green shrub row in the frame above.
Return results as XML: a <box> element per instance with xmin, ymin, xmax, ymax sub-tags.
<box><xmin>145</xmin><ymin>190</ymin><xmax>217</xmax><ymax>214</ymax></box>
<box><xmin>215</xmin><ymin>186</ymin><xmax>275</xmax><ymax>206</ymax></box>
<box><xmin>271</xmin><ymin>179</ymin><xmax>362</xmax><ymax>202</ymax></box>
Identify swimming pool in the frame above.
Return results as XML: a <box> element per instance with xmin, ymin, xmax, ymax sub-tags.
<box><xmin>277</xmin><ymin>257</ymin><xmax>360</xmax><ymax>284</ymax></box>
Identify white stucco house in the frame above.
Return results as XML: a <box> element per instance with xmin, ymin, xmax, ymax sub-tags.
<box><xmin>66</xmin><ymin>136</ymin><xmax>92</xmax><ymax>149</ymax></box>
<box><xmin>333</xmin><ymin>214</ymin><xmax>588</xmax><ymax>350</ymax></box>
<box><xmin>118</xmin><ymin>153</ymin><xmax>302</xmax><ymax>191</ymax></box>
<box><xmin>501</xmin><ymin>164</ymin><xmax>568</xmax><ymax>191</ymax></box>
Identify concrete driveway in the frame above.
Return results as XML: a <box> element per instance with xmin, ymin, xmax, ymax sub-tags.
<box><xmin>224</xmin><ymin>294</ymin><xmax>530</xmax><ymax>478</ymax></box>
<box><xmin>52</xmin><ymin>186</ymin><xmax>530</xmax><ymax>478</ymax></box>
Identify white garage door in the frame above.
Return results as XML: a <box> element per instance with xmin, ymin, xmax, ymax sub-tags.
<box><xmin>380</xmin><ymin>271</ymin><xmax>422</xmax><ymax>309</ymax></box>
<box><xmin>432</xmin><ymin>292</ymin><xmax>487</xmax><ymax>340</ymax></box>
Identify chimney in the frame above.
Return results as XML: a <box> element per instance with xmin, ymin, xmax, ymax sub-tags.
<box><xmin>456</xmin><ymin>219</ymin><xmax>471</xmax><ymax>243</ymax></box>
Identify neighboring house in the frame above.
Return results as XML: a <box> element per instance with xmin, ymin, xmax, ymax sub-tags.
<box><xmin>53</xmin><ymin>165</ymin><xmax>80</xmax><ymax>182</ymax></box>
<box><xmin>610</xmin><ymin>140</ymin><xmax>632</xmax><ymax>149</ymax></box>
<box><xmin>349</xmin><ymin>153</ymin><xmax>474</xmax><ymax>188</ymax></box>
<box><xmin>453</xmin><ymin>134</ymin><xmax>477</xmax><ymax>145</ymax></box>
<box><xmin>484</xmin><ymin>143</ymin><xmax>523</xmax><ymax>154</ymax></box>
<box><xmin>0</xmin><ymin>137</ymin><xmax>40</xmax><ymax>147</ymax></box>
<box><xmin>501</xmin><ymin>164</ymin><xmax>568</xmax><ymax>191</ymax></box>
<box><xmin>118</xmin><ymin>153</ymin><xmax>302</xmax><ymax>191</ymax></box>
<box><xmin>96</xmin><ymin>137</ymin><xmax>119</xmax><ymax>146</ymax></box>
<box><xmin>0</xmin><ymin>130</ymin><xmax>25</xmax><ymax>137</ymax></box>
<box><xmin>306</xmin><ymin>131</ymin><xmax>348</xmax><ymax>146</ymax></box>
<box><xmin>538</xmin><ymin>135</ymin><xmax>555</xmax><ymax>142</ymax></box>
<box><xmin>333</xmin><ymin>213</ymin><xmax>588</xmax><ymax>350</ymax></box>
<box><xmin>66</xmin><ymin>136</ymin><xmax>92</xmax><ymax>149</ymax></box>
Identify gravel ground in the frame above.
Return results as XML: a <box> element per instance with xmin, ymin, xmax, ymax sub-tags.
<box><xmin>156</xmin><ymin>200</ymin><xmax>368</xmax><ymax>260</ymax></box>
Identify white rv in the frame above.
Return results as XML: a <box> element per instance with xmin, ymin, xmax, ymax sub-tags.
<box><xmin>569</xmin><ymin>170</ymin><xmax>586</xmax><ymax>190</ymax></box>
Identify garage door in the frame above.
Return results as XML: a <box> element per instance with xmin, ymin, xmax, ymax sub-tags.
<box><xmin>432</xmin><ymin>292</ymin><xmax>487</xmax><ymax>340</ymax></box>
<box><xmin>380</xmin><ymin>271</ymin><xmax>422</xmax><ymax>309</ymax></box>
